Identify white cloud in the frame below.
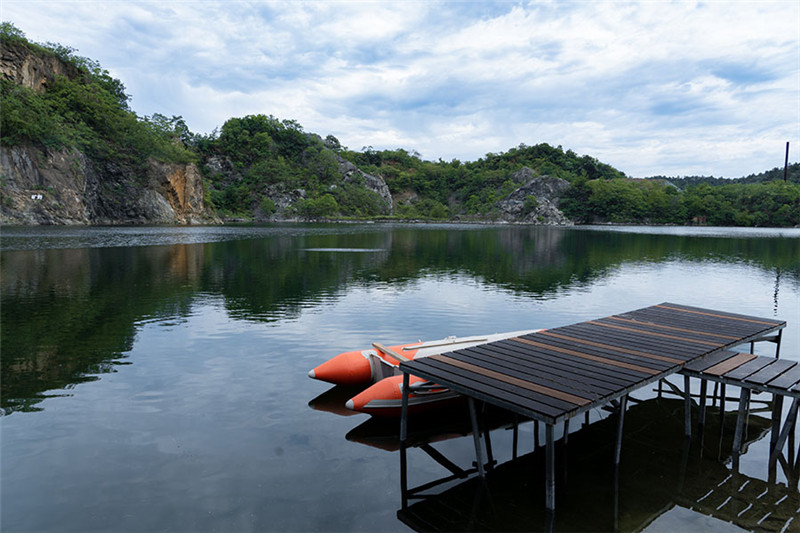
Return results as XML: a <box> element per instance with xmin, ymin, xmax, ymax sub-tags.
<box><xmin>2</xmin><ymin>0</ymin><xmax>798</xmax><ymax>177</ymax></box>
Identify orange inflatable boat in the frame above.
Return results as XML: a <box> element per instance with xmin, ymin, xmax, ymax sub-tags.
<box><xmin>309</xmin><ymin>329</ymin><xmax>543</xmax><ymax>417</ymax></box>
<box><xmin>307</xmin><ymin>329</ymin><xmax>541</xmax><ymax>386</ymax></box>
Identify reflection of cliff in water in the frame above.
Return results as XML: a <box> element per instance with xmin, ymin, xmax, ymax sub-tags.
<box><xmin>395</xmin><ymin>398</ymin><xmax>796</xmax><ymax>532</ymax></box>
<box><xmin>1</xmin><ymin>245</ymin><xmax>203</xmax><ymax>414</ymax></box>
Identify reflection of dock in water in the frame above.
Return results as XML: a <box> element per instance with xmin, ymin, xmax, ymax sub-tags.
<box><xmin>394</xmin><ymin>398</ymin><xmax>797</xmax><ymax>532</ymax></box>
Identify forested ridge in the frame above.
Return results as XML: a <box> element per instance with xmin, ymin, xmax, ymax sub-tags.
<box><xmin>2</xmin><ymin>22</ymin><xmax>798</xmax><ymax>226</ymax></box>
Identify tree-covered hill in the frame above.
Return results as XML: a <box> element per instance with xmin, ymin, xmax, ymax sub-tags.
<box><xmin>646</xmin><ymin>163</ymin><xmax>800</xmax><ymax>189</ymax></box>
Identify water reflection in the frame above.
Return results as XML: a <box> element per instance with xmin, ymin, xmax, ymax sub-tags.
<box><xmin>2</xmin><ymin>225</ymin><xmax>798</xmax><ymax>416</ymax></box>
<box><xmin>388</xmin><ymin>399</ymin><xmax>795</xmax><ymax>532</ymax></box>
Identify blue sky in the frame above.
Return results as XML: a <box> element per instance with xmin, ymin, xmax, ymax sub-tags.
<box><xmin>3</xmin><ymin>1</ymin><xmax>798</xmax><ymax>178</ymax></box>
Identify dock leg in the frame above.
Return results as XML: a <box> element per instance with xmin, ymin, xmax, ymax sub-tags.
<box><xmin>732</xmin><ymin>388</ymin><xmax>751</xmax><ymax>471</ymax></box>
<box><xmin>512</xmin><ymin>418</ymin><xmax>519</xmax><ymax>460</ymax></box>
<box><xmin>400</xmin><ymin>372</ymin><xmax>410</xmax><ymax>509</ymax></box>
<box><xmin>545</xmin><ymin>424</ymin><xmax>555</xmax><ymax>517</ymax></box>
<box><xmin>614</xmin><ymin>395</ymin><xmax>628</xmax><ymax>467</ymax></box>
<box><xmin>770</xmin><ymin>395</ymin><xmax>785</xmax><ymax>467</ymax></box>
<box><xmin>400</xmin><ymin>372</ymin><xmax>410</xmax><ymax>444</ymax></box>
<box><xmin>684</xmin><ymin>375</ymin><xmax>692</xmax><ymax>440</ymax></box>
<box><xmin>698</xmin><ymin>379</ymin><xmax>708</xmax><ymax>448</ymax></box>
<box><xmin>534</xmin><ymin>420</ymin><xmax>540</xmax><ymax>450</ymax></box>
<box><xmin>468</xmin><ymin>397</ymin><xmax>485</xmax><ymax>478</ymax></box>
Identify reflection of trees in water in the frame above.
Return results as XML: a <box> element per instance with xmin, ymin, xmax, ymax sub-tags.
<box><xmin>2</xmin><ymin>227</ymin><xmax>797</xmax><ymax>414</ymax></box>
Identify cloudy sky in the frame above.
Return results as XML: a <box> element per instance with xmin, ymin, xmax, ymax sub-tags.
<box><xmin>3</xmin><ymin>1</ymin><xmax>799</xmax><ymax>177</ymax></box>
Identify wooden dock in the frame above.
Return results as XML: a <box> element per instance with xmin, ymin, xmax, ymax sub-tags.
<box><xmin>398</xmin><ymin>302</ymin><xmax>786</xmax><ymax>519</ymax></box>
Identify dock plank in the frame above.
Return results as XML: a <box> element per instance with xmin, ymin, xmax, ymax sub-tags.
<box><xmin>744</xmin><ymin>359</ymin><xmax>798</xmax><ymax>386</ymax></box>
<box><xmin>703</xmin><ymin>352</ymin><xmax>757</xmax><ymax>377</ymax></box>
<box><xmin>720</xmin><ymin>357</ymin><xmax>775</xmax><ymax>381</ymax></box>
<box><xmin>682</xmin><ymin>350</ymin><xmax>740</xmax><ymax>372</ymax></box>
<box><xmin>766</xmin><ymin>364</ymin><xmax>800</xmax><ymax>390</ymax></box>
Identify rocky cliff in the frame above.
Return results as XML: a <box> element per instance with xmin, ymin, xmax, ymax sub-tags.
<box><xmin>0</xmin><ymin>38</ymin><xmax>218</xmax><ymax>225</ymax></box>
<box><xmin>0</xmin><ymin>145</ymin><xmax>216</xmax><ymax>225</ymax></box>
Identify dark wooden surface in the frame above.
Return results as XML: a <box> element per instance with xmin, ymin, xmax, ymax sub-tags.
<box><xmin>400</xmin><ymin>302</ymin><xmax>786</xmax><ymax>424</ymax></box>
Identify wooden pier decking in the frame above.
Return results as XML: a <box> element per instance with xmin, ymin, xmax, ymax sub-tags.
<box><xmin>398</xmin><ymin>302</ymin><xmax>787</xmax><ymax>518</ymax></box>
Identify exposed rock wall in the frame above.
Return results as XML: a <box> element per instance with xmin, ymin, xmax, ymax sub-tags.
<box><xmin>0</xmin><ymin>40</ymin><xmax>81</xmax><ymax>92</ymax></box>
<box><xmin>0</xmin><ymin>145</ymin><xmax>217</xmax><ymax>225</ymax></box>
<box><xmin>495</xmin><ymin>167</ymin><xmax>572</xmax><ymax>225</ymax></box>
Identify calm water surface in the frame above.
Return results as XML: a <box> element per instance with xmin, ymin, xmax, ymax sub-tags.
<box><xmin>2</xmin><ymin>224</ymin><xmax>799</xmax><ymax>532</ymax></box>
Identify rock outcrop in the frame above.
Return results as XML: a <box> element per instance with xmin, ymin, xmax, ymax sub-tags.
<box><xmin>0</xmin><ymin>38</ymin><xmax>217</xmax><ymax>225</ymax></box>
<box><xmin>335</xmin><ymin>154</ymin><xmax>393</xmax><ymax>212</ymax></box>
<box><xmin>0</xmin><ymin>40</ymin><xmax>81</xmax><ymax>92</ymax></box>
<box><xmin>0</xmin><ymin>145</ymin><xmax>218</xmax><ymax>225</ymax></box>
<box><xmin>495</xmin><ymin>167</ymin><xmax>572</xmax><ymax>225</ymax></box>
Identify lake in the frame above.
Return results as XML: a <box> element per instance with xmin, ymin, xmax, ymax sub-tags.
<box><xmin>2</xmin><ymin>223</ymin><xmax>799</xmax><ymax>532</ymax></box>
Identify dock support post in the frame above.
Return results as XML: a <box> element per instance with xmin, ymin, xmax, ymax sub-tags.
<box><xmin>770</xmin><ymin>395</ymin><xmax>785</xmax><ymax>463</ymax></box>
<box><xmin>400</xmin><ymin>372</ymin><xmax>409</xmax><ymax>444</ymax></box>
<box><xmin>468</xmin><ymin>397</ymin><xmax>485</xmax><ymax>478</ymax></box>
<box><xmin>545</xmin><ymin>423</ymin><xmax>555</xmax><ymax>515</ymax></box>
<box><xmin>512</xmin><ymin>417</ymin><xmax>519</xmax><ymax>460</ymax></box>
<box><xmin>698</xmin><ymin>379</ymin><xmax>708</xmax><ymax>446</ymax></box>
<box><xmin>684</xmin><ymin>375</ymin><xmax>692</xmax><ymax>440</ymax></box>
<box><xmin>732</xmin><ymin>387</ymin><xmax>751</xmax><ymax>471</ymax></box>
<box><xmin>400</xmin><ymin>372</ymin><xmax>410</xmax><ymax>509</ymax></box>
<box><xmin>614</xmin><ymin>395</ymin><xmax>628</xmax><ymax>467</ymax></box>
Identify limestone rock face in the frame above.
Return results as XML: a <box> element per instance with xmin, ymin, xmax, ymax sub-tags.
<box><xmin>0</xmin><ymin>145</ymin><xmax>218</xmax><ymax>225</ymax></box>
<box><xmin>0</xmin><ymin>41</ymin><xmax>81</xmax><ymax>93</ymax></box>
<box><xmin>496</xmin><ymin>169</ymin><xmax>572</xmax><ymax>225</ymax></box>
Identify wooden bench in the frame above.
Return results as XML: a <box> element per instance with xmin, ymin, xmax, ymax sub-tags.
<box><xmin>681</xmin><ymin>349</ymin><xmax>799</xmax><ymax>479</ymax></box>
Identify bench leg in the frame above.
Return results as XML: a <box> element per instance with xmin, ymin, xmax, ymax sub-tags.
<box><xmin>732</xmin><ymin>388</ymin><xmax>751</xmax><ymax>471</ymax></box>
<box><xmin>468</xmin><ymin>397</ymin><xmax>485</xmax><ymax>478</ymax></box>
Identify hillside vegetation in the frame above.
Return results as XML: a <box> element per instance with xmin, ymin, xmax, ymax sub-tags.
<box><xmin>2</xmin><ymin>22</ymin><xmax>798</xmax><ymax>226</ymax></box>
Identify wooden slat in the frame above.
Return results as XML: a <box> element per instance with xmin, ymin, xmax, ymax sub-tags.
<box><xmin>511</xmin><ymin>337</ymin><xmax>660</xmax><ymax>376</ymax></box>
<box><xmin>477</xmin><ymin>341</ymin><xmax>640</xmax><ymax>386</ymax></box>
<box><xmin>556</xmin><ymin>323</ymin><xmax>708</xmax><ymax>359</ymax></box>
<box><xmin>606</xmin><ymin>315</ymin><xmax>741</xmax><ymax>341</ymax></box>
<box><xmin>722</xmin><ymin>357</ymin><xmax>775</xmax><ymax>381</ymax></box>
<box><xmin>523</xmin><ymin>333</ymin><xmax>673</xmax><ymax>371</ymax></box>
<box><xmin>744</xmin><ymin>359</ymin><xmax>798</xmax><ymax>386</ymax></box>
<box><xmin>655</xmin><ymin>303</ymin><xmax>784</xmax><ymax>327</ymax></box>
<box><xmin>538</xmin><ymin>330</ymin><xmax>684</xmax><ymax>364</ymax></box>
<box><xmin>703</xmin><ymin>352</ymin><xmax>757</xmax><ymax>377</ymax></box>
<box><xmin>453</xmin><ymin>345</ymin><xmax>620</xmax><ymax>394</ymax></box>
<box><xmin>766</xmin><ymin>363</ymin><xmax>800</xmax><ymax>390</ymax></box>
<box><xmin>412</xmin><ymin>358</ymin><xmax>574</xmax><ymax>417</ymax></box>
<box><xmin>587</xmin><ymin>320</ymin><xmax>724</xmax><ymax>347</ymax></box>
<box><xmin>616</xmin><ymin>309</ymin><xmax>762</xmax><ymax>335</ymax></box>
<box><xmin>683</xmin><ymin>350</ymin><xmax>740</xmax><ymax>372</ymax></box>
<box><xmin>431</xmin><ymin>354</ymin><xmax>593</xmax><ymax>406</ymax></box>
